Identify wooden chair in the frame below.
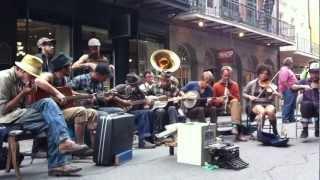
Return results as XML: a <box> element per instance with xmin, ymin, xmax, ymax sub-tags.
<box><xmin>5</xmin><ymin>129</ymin><xmax>46</xmax><ymax>180</ymax></box>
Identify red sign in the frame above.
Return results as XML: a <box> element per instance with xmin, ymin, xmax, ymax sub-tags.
<box><xmin>217</xmin><ymin>49</ymin><xmax>234</xmax><ymax>64</ymax></box>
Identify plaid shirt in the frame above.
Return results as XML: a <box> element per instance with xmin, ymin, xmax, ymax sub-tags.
<box><xmin>72</xmin><ymin>73</ymin><xmax>104</xmax><ymax>94</ymax></box>
<box><xmin>150</xmin><ymin>83</ymin><xmax>180</xmax><ymax>97</ymax></box>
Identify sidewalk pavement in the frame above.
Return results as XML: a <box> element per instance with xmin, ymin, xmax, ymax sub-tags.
<box><xmin>1</xmin><ymin>121</ymin><xmax>319</xmax><ymax>180</ymax></box>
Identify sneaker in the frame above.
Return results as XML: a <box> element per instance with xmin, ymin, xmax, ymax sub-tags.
<box><xmin>300</xmin><ymin>129</ymin><xmax>308</xmax><ymax>138</ymax></box>
<box><xmin>48</xmin><ymin>165</ymin><xmax>82</xmax><ymax>177</ymax></box>
<box><xmin>138</xmin><ymin>140</ymin><xmax>156</xmax><ymax>149</ymax></box>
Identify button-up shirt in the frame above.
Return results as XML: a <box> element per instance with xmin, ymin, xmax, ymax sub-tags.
<box><xmin>0</xmin><ymin>67</ymin><xmax>27</xmax><ymax>124</ymax></box>
<box><xmin>72</xmin><ymin>73</ymin><xmax>104</xmax><ymax>94</ymax></box>
<box><xmin>278</xmin><ymin>66</ymin><xmax>298</xmax><ymax>93</ymax></box>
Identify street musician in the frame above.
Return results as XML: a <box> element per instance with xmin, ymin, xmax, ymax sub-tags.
<box><xmin>292</xmin><ymin>62</ymin><xmax>319</xmax><ymax>138</ymax></box>
<box><xmin>243</xmin><ymin>64</ymin><xmax>280</xmax><ymax>136</ymax></box>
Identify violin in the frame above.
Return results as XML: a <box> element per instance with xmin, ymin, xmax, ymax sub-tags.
<box><xmin>258</xmin><ymin>80</ymin><xmax>275</xmax><ymax>93</ymax></box>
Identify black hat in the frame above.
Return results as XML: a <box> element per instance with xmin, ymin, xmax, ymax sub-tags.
<box><xmin>50</xmin><ymin>53</ymin><xmax>72</xmax><ymax>72</ymax></box>
<box><xmin>125</xmin><ymin>73</ymin><xmax>141</xmax><ymax>86</ymax></box>
<box><xmin>95</xmin><ymin>63</ymin><xmax>112</xmax><ymax>77</ymax></box>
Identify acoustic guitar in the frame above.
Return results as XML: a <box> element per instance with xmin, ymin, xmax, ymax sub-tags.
<box><xmin>26</xmin><ymin>86</ymin><xmax>93</xmax><ymax>108</ymax></box>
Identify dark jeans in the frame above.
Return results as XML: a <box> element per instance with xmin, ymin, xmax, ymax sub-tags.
<box><xmin>186</xmin><ymin>106</ymin><xmax>217</xmax><ymax>123</ymax></box>
<box><xmin>129</xmin><ymin>109</ymin><xmax>152</xmax><ymax>142</ymax></box>
<box><xmin>23</xmin><ymin>98</ymin><xmax>70</xmax><ymax>169</ymax></box>
<box><xmin>152</xmin><ymin>106</ymin><xmax>182</xmax><ymax>134</ymax></box>
<box><xmin>300</xmin><ymin>101</ymin><xmax>319</xmax><ymax>119</ymax></box>
<box><xmin>282</xmin><ymin>89</ymin><xmax>297</xmax><ymax>123</ymax></box>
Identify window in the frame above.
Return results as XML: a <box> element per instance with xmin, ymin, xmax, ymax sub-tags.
<box><xmin>81</xmin><ymin>26</ymin><xmax>111</xmax><ymax>59</ymax></box>
<box><xmin>16</xmin><ymin>19</ymin><xmax>71</xmax><ymax>59</ymax></box>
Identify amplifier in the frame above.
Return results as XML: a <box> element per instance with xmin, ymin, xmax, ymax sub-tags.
<box><xmin>177</xmin><ymin>122</ymin><xmax>216</xmax><ymax>166</ymax></box>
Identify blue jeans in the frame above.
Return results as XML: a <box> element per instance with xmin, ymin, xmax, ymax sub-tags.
<box><xmin>282</xmin><ymin>89</ymin><xmax>297</xmax><ymax>123</ymax></box>
<box><xmin>29</xmin><ymin>98</ymin><xmax>70</xmax><ymax>169</ymax></box>
<box><xmin>167</xmin><ymin>106</ymin><xmax>179</xmax><ymax>124</ymax></box>
<box><xmin>130</xmin><ymin>109</ymin><xmax>152</xmax><ymax>142</ymax></box>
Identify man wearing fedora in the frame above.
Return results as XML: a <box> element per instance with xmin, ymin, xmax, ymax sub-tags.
<box><xmin>112</xmin><ymin>73</ymin><xmax>156</xmax><ymax>149</ymax></box>
<box><xmin>35</xmin><ymin>37</ymin><xmax>55</xmax><ymax>72</ymax></box>
<box><xmin>41</xmin><ymin>53</ymin><xmax>98</xmax><ymax>152</ymax></box>
<box><xmin>0</xmin><ymin>54</ymin><xmax>88</xmax><ymax>176</ymax></box>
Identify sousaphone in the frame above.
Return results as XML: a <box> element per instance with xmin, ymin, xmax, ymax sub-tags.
<box><xmin>150</xmin><ymin>49</ymin><xmax>181</xmax><ymax>73</ymax></box>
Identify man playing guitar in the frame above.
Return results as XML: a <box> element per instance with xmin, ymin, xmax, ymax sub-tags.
<box><xmin>41</xmin><ymin>53</ymin><xmax>98</xmax><ymax>153</ymax></box>
<box><xmin>111</xmin><ymin>73</ymin><xmax>156</xmax><ymax>149</ymax></box>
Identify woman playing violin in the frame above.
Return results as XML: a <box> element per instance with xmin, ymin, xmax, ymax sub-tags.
<box><xmin>243</xmin><ymin>64</ymin><xmax>281</xmax><ymax>136</ymax></box>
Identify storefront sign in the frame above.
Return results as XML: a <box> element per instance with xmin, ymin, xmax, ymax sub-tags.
<box><xmin>217</xmin><ymin>49</ymin><xmax>234</xmax><ymax>64</ymax></box>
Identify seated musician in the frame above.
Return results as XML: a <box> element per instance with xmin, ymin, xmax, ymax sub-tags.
<box><xmin>139</xmin><ymin>71</ymin><xmax>156</xmax><ymax>95</ymax></box>
<box><xmin>181</xmin><ymin>71</ymin><xmax>216</xmax><ymax>123</ymax></box>
<box><xmin>71</xmin><ymin>63</ymin><xmax>123</xmax><ymax>114</ymax></box>
<box><xmin>212</xmin><ymin>66</ymin><xmax>247</xmax><ymax>141</ymax></box>
<box><xmin>291</xmin><ymin>62</ymin><xmax>319</xmax><ymax>138</ymax></box>
<box><xmin>112</xmin><ymin>73</ymin><xmax>156</xmax><ymax>149</ymax></box>
<box><xmin>148</xmin><ymin>71</ymin><xmax>183</xmax><ymax>131</ymax></box>
<box><xmin>0</xmin><ymin>55</ymin><xmax>88</xmax><ymax>176</ymax></box>
<box><xmin>41</xmin><ymin>53</ymin><xmax>98</xmax><ymax>152</ymax></box>
<box><xmin>243</xmin><ymin>64</ymin><xmax>280</xmax><ymax>136</ymax></box>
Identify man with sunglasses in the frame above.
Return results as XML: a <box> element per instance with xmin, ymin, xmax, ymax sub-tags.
<box><xmin>36</xmin><ymin>37</ymin><xmax>56</xmax><ymax>72</ymax></box>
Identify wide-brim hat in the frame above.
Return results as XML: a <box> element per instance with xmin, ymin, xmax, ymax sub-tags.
<box><xmin>125</xmin><ymin>73</ymin><xmax>141</xmax><ymax>85</ymax></box>
<box><xmin>51</xmin><ymin>53</ymin><xmax>73</xmax><ymax>72</ymax></box>
<box><xmin>15</xmin><ymin>54</ymin><xmax>43</xmax><ymax>77</ymax></box>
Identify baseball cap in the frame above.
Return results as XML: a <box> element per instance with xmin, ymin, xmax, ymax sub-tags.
<box><xmin>37</xmin><ymin>37</ymin><xmax>55</xmax><ymax>48</ymax></box>
<box><xmin>88</xmin><ymin>38</ymin><xmax>101</xmax><ymax>46</ymax></box>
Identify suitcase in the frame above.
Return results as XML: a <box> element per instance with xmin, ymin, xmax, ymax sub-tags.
<box><xmin>94</xmin><ymin>111</ymin><xmax>135</xmax><ymax>166</ymax></box>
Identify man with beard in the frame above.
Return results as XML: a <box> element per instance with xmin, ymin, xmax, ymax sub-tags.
<box><xmin>72</xmin><ymin>38</ymin><xmax>109</xmax><ymax>72</ymax></box>
<box><xmin>35</xmin><ymin>37</ymin><xmax>55</xmax><ymax>72</ymax></box>
<box><xmin>292</xmin><ymin>62</ymin><xmax>319</xmax><ymax>138</ymax></box>
<box><xmin>112</xmin><ymin>73</ymin><xmax>156</xmax><ymax>149</ymax></box>
<box><xmin>0</xmin><ymin>54</ymin><xmax>88</xmax><ymax>176</ymax></box>
<box><xmin>41</xmin><ymin>53</ymin><xmax>98</xmax><ymax>152</ymax></box>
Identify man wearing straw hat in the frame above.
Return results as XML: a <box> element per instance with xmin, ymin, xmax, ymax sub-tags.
<box><xmin>0</xmin><ymin>54</ymin><xmax>88</xmax><ymax>176</ymax></box>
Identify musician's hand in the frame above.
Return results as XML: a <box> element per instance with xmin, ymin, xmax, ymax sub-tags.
<box><xmin>303</xmin><ymin>85</ymin><xmax>312</xmax><ymax>91</ymax></box>
<box><xmin>105</xmin><ymin>95</ymin><xmax>114</xmax><ymax>102</ymax></box>
<box><xmin>83</xmin><ymin>63</ymin><xmax>97</xmax><ymax>70</ymax></box>
<box><xmin>216</xmin><ymin>97</ymin><xmax>224</xmax><ymax>103</ymax></box>
<box><xmin>56</xmin><ymin>93</ymin><xmax>67</xmax><ymax>105</ymax></box>
<box><xmin>272</xmin><ymin>91</ymin><xmax>282</xmax><ymax>98</ymax></box>
<box><xmin>249</xmin><ymin>96</ymin><xmax>258</xmax><ymax>101</ymax></box>
<box><xmin>22</xmin><ymin>87</ymin><xmax>35</xmax><ymax>95</ymax></box>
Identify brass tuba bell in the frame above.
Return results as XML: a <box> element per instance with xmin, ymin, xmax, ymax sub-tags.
<box><xmin>150</xmin><ymin>49</ymin><xmax>181</xmax><ymax>73</ymax></box>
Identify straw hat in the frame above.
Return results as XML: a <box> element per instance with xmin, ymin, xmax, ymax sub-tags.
<box><xmin>15</xmin><ymin>54</ymin><xmax>43</xmax><ymax>77</ymax></box>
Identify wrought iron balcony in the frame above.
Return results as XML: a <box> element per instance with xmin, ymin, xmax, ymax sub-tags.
<box><xmin>175</xmin><ymin>0</ymin><xmax>295</xmax><ymax>46</ymax></box>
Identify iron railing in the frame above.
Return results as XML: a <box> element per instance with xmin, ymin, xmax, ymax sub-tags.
<box><xmin>187</xmin><ymin>0</ymin><xmax>295</xmax><ymax>42</ymax></box>
<box><xmin>296</xmin><ymin>36</ymin><xmax>320</xmax><ymax>58</ymax></box>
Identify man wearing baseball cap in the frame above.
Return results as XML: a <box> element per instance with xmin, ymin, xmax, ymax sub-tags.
<box><xmin>35</xmin><ymin>37</ymin><xmax>56</xmax><ymax>72</ymax></box>
<box><xmin>72</xmin><ymin>38</ymin><xmax>109</xmax><ymax>71</ymax></box>
<box><xmin>292</xmin><ymin>61</ymin><xmax>320</xmax><ymax>138</ymax></box>
<box><xmin>0</xmin><ymin>54</ymin><xmax>88</xmax><ymax>176</ymax></box>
